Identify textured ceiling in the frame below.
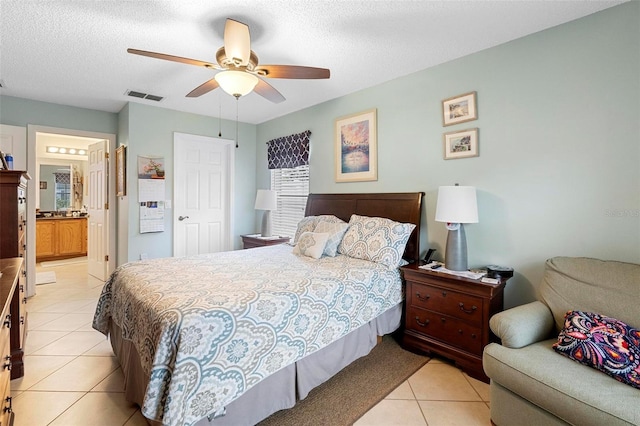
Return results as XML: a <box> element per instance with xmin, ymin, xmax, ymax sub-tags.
<box><xmin>0</xmin><ymin>1</ymin><xmax>625</xmax><ymax>124</ymax></box>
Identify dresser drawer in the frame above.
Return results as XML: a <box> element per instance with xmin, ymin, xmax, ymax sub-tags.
<box><xmin>0</xmin><ymin>378</ymin><xmax>11</xmax><ymax>426</ymax></box>
<box><xmin>408</xmin><ymin>282</ymin><xmax>483</xmax><ymax>325</ymax></box>
<box><xmin>0</xmin><ymin>328</ymin><xmax>10</xmax><ymax>394</ymax></box>
<box><xmin>406</xmin><ymin>306</ymin><xmax>483</xmax><ymax>354</ymax></box>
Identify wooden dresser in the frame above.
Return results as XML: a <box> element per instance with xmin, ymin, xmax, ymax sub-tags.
<box><xmin>401</xmin><ymin>263</ymin><xmax>508</xmax><ymax>383</ymax></box>
<box><xmin>0</xmin><ymin>170</ymin><xmax>30</xmax><ymax>380</ymax></box>
<box><xmin>0</xmin><ymin>258</ymin><xmax>21</xmax><ymax>424</ymax></box>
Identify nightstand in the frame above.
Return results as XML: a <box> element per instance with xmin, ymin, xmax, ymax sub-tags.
<box><xmin>241</xmin><ymin>234</ymin><xmax>290</xmax><ymax>249</ymax></box>
<box><xmin>400</xmin><ymin>263</ymin><xmax>509</xmax><ymax>383</ymax></box>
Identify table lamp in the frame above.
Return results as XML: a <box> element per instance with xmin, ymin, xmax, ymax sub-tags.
<box><xmin>435</xmin><ymin>184</ymin><xmax>478</xmax><ymax>271</ymax></box>
<box><xmin>255</xmin><ymin>189</ymin><xmax>278</xmax><ymax>237</ymax></box>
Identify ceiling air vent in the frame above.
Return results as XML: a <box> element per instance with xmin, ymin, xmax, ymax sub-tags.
<box><xmin>125</xmin><ymin>90</ymin><xmax>164</xmax><ymax>102</ymax></box>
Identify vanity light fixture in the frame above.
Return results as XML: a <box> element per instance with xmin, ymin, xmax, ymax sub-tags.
<box><xmin>47</xmin><ymin>146</ymin><xmax>88</xmax><ymax>156</ymax></box>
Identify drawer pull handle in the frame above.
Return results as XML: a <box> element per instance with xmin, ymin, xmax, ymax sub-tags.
<box><xmin>416</xmin><ymin>292</ymin><xmax>430</xmax><ymax>301</ymax></box>
<box><xmin>440</xmin><ymin>317</ymin><xmax>446</xmax><ymax>323</ymax></box>
<box><xmin>442</xmin><ymin>291</ymin><xmax>447</xmax><ymax>297</ymax></box>
<box><xmin>471</xmin><ymin>333</ymin><xmax>477</xmax><ymax>339</ymax></box>
<box><xmin>22</xmin><ymin>297</ymin><xmax>27</xmax><ymax>304</ymax></box>
<box><xmin>3</xmin><ymin>396</ymin><xmax>11</xmax><ymax>414</ymax></box>
<box><xmin>3</xmin><ymin>356</ymin><xmax>11</xmax><ymax>371</ymax></box>
<box><xmin>459</xmin><ymin>302</ymin><xmax>477</xmax><ymax>314</ymax></box>
<box><xmin>3</xmin><ymin>315</ymin><xmax>10</xmax><ymax>329</ymax></box>
<box><xmin>458</xmin><ymin>329</ymin><xmax>463</xmax><ymax>334</ymax></box>
<box><xmin>415</xmin><ymin>317</ymin><xmax>429</xmax><ymax>327</ymax></box>
<box><xmin>20</xmin><ymin>316</ymin><xmax>24</xmax><ymax>325</ymax></box>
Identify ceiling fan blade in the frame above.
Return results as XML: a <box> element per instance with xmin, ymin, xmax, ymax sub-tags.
<box><xmin>224</xmin><ymin>19</ymin><xmax>251</xmax><ymax>66</ymax></box>
<box><xmin>186</xmin><ymin>78</ymin><xmax>220</xmax><ymax>97</ymax></box>
<box><xmin>254</xmin><ymin>78</ymin><xmax>285</xmax><ymax>103</ymax></box>
<box><xmin>255</xmin><ymin>65</ymin><xmax>330</xmax><ymax>79</ymax></box>
<box><xmin>127</xmin><ymin>48</ymin><xmax>219</xmax><ymax>69</ymax></box>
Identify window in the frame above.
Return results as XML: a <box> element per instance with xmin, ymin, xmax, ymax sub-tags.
<box><xmin>270</xmin><ymin>165</ymin><xmax>309</xmax><ymax>238</ymax></box>
<box><xmin>53</xmin><ymin>171</ymin><xmax>71</xmax><ymax>210</ymax></box>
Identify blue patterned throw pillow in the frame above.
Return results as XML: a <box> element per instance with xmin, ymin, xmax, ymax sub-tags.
<box><xmin>338</xmin><ymin>214</ymin><xmax>415</xmax><ymax>269</ymax></box>
<box><xmin>314</xmin><ymin>221</ymin><xmax>349</xmax><ymax>257</ymax></box>
<box><xmin>553</xmin><ymin>310</ymin><xmax>640</xmax><ymax>389</ymax></box>
<box><xmin>293</xmin><ymin>215</ymin><xmax>345</xmax><ymax>245</ymax></box>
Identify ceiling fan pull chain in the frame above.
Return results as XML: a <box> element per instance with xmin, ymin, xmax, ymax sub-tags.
<box><xmin>218</xmin><ymin>93</ymin><xmax>222</xmax><ymax>138</ymax></box>
<box><xmin>235</xmin><ymin>95</ymin><xmax>239</xmax><ymax>148</ymax></box>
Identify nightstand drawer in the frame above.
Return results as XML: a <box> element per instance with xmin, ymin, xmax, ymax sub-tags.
<box><xmin>408</xmin><ymin>282</ymin><xmax>483</xmax><ymax>324</ymax></box>
<box><xmin>407</xmin><ymin>306</ymin><xmax>483</xmax><ymax>354</ymax></box>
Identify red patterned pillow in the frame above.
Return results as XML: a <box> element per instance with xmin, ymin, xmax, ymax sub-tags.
<box><xmin>553</xmin><ymin>310</ymin><xmax>640</xmax><ymax>389</ymax></box>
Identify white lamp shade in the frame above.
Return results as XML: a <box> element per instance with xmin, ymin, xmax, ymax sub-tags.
<box><xmin>435</xmin><ymin>186</ymin><xmax>478</xmax><ymax>223</ymax></box>
<box><xmin>215</xmin><ymin>70</ymin><xmax>259</xmax><ymax>97</ymax></box>
<box><xmin>255</xmin><ymin>189</ymin><xmax>278</xmax><ymax>211</ymax></box>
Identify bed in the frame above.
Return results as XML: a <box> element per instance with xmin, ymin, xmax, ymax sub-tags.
<box><xmin>93</xmin><ymin>192</ymin><xmax>423</xmax><ymax>426</ymax></box>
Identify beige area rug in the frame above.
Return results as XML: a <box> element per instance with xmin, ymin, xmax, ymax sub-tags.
<box><xmin>258</xmin><ymin>334</ymin><xmax>430</xmax><ymax>426</ymax></box>
<box><xmin>40</xmin><ymin>256</ymin><xmax>88</xmax><ymax>268</ymax></box>
<box><xmin>35</xmin><ymin>271</ymin><xmax>56</xmax><ymax>285</ymax></box>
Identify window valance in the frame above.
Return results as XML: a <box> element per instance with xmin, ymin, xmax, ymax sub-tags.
<box><xmin>266</xmin><ymin>130</ymin><xmax>311</xmax><ymax>169</ymax></box>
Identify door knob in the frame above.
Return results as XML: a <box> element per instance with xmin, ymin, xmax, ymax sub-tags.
<box><xmin>178</xmin><ymin>215</ymin><xmax>190</xmax><ymax>221</ymax></box>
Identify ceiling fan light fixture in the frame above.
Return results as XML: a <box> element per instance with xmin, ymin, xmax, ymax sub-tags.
<box><xmin>214</xmin><ymin>70</ymin><xmax>258</xmax><ymax>97</ymax></box>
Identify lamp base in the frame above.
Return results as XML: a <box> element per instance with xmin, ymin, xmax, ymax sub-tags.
<box><xmin>444</xmin><ymin>223</ymin><xmax>468</xmax><ymax>271</ymax></box>
<box><xmin>261</xmin><ymin>211</ymin><xmax>272</xmax><ymax>237</ymax></box>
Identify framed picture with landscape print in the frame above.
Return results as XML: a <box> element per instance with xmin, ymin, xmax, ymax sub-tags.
<box><xmin>443</xmin><ymin>128</ymin><xmax>478</xmax><ymax>160</ymax></box>
<box><xmin>442</xmin><ymin>91</ymin><xmax>477</xmax><ymax>126</ymax></box>
<box><xmin>335</xmin><ymin>108</ymin><xmax>377</xmax><ymax>182</ymax></box>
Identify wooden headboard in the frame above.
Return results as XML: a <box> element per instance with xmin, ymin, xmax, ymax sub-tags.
<box><xmin>304</xmin><ymin>192</ymin><xmax>424</xmax><ymax>262</ymax></box>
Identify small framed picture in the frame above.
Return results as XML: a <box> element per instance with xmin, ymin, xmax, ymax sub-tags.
<box><xmin>115</xmin><ymin>145</ymin><xmax>127</xmax><ymax>196</ymax></box>
<box><xmin>443</xmin><ymin>128</ymin><xmax>479</xmax><ymax>160</ymax></box>
<box><xmin>442</xmin><ymin>91</ymin><xmax>477</xmax><ymax>126</ymax></box>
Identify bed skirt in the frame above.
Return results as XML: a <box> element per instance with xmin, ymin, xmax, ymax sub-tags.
<box><xmin>108</xmin><ymin>303</ymin><xmax>402</xmax><ymax>426</ymax></box>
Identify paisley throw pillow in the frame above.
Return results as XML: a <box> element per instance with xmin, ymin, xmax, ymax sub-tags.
<box><xmin>553</xmin><ymin>310</ymin><xmax>640</xmax><ymax>389</ymax></box>
<box><xmin>292</xmin><ymin>232</ymin><xmax>330</xmax><ymax>259</ymax></box>
<box><xmin>338</xmin><ymin>214</ymin><xmax>415</xmax><ymax>269</ymax></box>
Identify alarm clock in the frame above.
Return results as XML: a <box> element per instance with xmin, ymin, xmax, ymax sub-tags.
<box><xmin>486</xmin><ymin>265</ymin><xmax>514</xmax><ymax>279</ymax></box>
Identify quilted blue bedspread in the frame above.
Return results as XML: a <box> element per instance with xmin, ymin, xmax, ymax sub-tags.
<box><xmin>92</xmin><ymin>244</ymin><xmax>403</xmax><ymax>425</ymax></box>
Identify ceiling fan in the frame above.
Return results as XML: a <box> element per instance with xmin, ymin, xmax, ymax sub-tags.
<box><xmin>127</xmin><ymin>18</ymin><xmax>330</xmax><ymax>104</ymax></box>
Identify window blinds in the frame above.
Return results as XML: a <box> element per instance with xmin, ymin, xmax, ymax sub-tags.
<box><xmin>270</xmin><ymin>165</ymin><xmax>309</xmax><ymax>238</ymax></box>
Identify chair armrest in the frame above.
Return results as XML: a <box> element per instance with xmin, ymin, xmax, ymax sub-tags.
<box><xmin>489</xmin><ymin>301</ymin><xmax>555</xmax><ymax>348</ymax></box>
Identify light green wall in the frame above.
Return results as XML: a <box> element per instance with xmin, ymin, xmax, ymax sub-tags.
<box><xmin>256</xmin><ymin>3</ymin><xmax>640</xmax><ymax>308</ymax></box>
<box><xmin>0</xmin><ymin>95</ymin><xmax>118</xmax><ymax>133</ymax></box>
<box><xmin>122</xmin><ymin>102</ymin><xmax>258</xmax><ymax>262</ymax></box>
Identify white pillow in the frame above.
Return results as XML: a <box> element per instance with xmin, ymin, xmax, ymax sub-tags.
<box><xmin>293</xmin><ymin>215</ymin><xmax>345</xmax><ymax>245</ymax></box>
<box><xmin>292</xmin><ymin>232</ymin><xmax>330</xmax><ymax>259</ymax></box>
<box><xmin>338</xmin><ymin>214</ymin><xmax>416</xmax><ymax>268</ymax></box>
<box><xmin>314</xmin><ymin>221</ymin><xmax>349</xmax><ymax>257</ymax></box>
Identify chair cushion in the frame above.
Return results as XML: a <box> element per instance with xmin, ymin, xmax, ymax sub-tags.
<box><xmin>553</xmin><ymin>310</ymin><xmax>640</xmax><ymax>389</ymax></box>
<box><xmin>483</xmin><ymin>340</ymin><xmax>640</xmax><ymax>426</ymax></box>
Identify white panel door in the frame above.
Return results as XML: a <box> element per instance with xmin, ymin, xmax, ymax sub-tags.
<box><xmin>88</xmin><ymin>140</ymin><xmax>108</xmax><ymax>280</ymax></box>
<box><xmin>174</xmin><ymin>133</ymin><xmax>233</xmax><ymax>257</ymax></box>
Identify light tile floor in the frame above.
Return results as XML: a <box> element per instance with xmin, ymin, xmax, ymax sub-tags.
<box><xmin>12</xmin><ymin>260</ymin><xmax>490</xmax><ymax>425</ymax></box>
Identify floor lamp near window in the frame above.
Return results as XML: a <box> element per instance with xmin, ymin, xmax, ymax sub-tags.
<box><xmin>255</xmin><ymin>189</ymin><xmax>278</xmax><ymax>237</ymax></box>
<box><xmin>435</xmin><ymin>185</ymin><xmax>478</xmax><ymax>271</ymax></box>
